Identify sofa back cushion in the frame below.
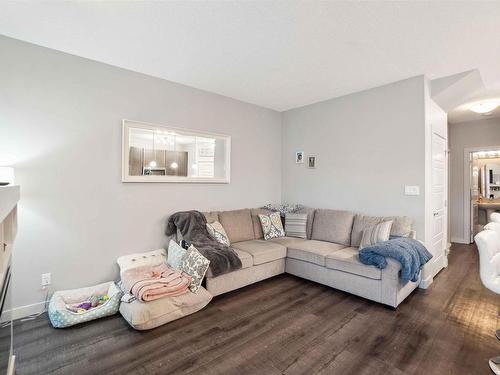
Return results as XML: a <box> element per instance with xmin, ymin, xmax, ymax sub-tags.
<box><xmin>350</xmin><ymin>214</ymin><xmax>413</xmax><ymax>247</ymax></box>
<box><xmin>203</xmin><ymin>211</ymin><xmax>219</xmax><ymax>224</ymax></box>
<box><xmin>311</xmin><ymin>209</ymin><xmax>355</xmax><ymax>246</ymax></box>
<box><xmin>218</xmin><ymin>209</ymin><xmax>255</xmax><ymax>243</ymax></box>
<box><xmin>251</xmin><ymin>208</ymin><xmax>274</xmax><ymax>239</ymax></box>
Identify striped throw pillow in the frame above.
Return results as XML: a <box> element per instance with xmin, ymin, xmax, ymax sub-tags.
<box><xmin>359</xmin><ymin>221</ymin><xmax>393</xmax><ymax>250</ymax></box>
<box><xmin>285</xmin><ymin>213</ymin><xmax>307</xmax><ymax>239</ymax></box>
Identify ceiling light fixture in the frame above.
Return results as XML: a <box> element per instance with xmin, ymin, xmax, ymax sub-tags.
<box><xmin>470</xmin><ymin>101</ymin><xmax>499</xmax><ymax>114</ymax></box>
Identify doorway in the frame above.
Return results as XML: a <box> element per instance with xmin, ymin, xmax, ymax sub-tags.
<box><xmin>464</xmin><ymin>147</ymin><xmax>500</xmax><ymax>243</ymax></box>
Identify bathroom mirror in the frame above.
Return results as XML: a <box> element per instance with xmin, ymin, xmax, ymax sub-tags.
<box><xmin>122</xmin><ymin>120</ymin><xmax>230</xmax><ymax>183</ymax></box>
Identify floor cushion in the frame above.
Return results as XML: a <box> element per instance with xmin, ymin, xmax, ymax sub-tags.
<box><xmin>286</xmin><ymin>240</ymin><xmax>347</xmax><ymax>266</ymax></box>
<box><xmin>231</xmin><ymin>240</ymin><xmax>287</xmax><ymax>265</ymax></box>
<box><xmin>119</xmin><ymin>287</ymin><xmax>212</xmax><ymax>330</ymax></box>
<box><xmin>117</xmin><ymin>249</ymin><xmax>167</xmax><ymax>273</ymax></box>
<box><xmin>49</xmin><ymin>282</ymin><xmax>122</xmax><ymax>328</ymax></box>
<box><xmin>325</xmin><ymin>247</ymin><xmax>382</xmax><ymax>280</ymax></box>
<box><xmin>311</xmin><ymin>209</ymin><xmax>355</xmax><ymax>246</ymax></box>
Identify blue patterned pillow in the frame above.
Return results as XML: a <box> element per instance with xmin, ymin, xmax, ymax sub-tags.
<box><xmin>167</xmin><ymin>240</ymin><xmax>186</xmax><ymax>270</ymax></box>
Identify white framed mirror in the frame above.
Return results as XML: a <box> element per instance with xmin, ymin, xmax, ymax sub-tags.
<box><xmin>122</xmin><ymin>120</ymin><xmax>231</xmax><ymax>183</ymax></box>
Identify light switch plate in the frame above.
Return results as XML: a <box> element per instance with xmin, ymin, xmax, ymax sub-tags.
<box><xmin>405</xmin><ymin>185</ymin><xmax>420</xmax><ymax>196</ymax></box>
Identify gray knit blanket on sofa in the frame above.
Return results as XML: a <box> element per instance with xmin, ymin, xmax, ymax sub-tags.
<box><xmin>166</xmin><ymin>210</ymin><xmax>242</xmax><ymax>277</ymax></box>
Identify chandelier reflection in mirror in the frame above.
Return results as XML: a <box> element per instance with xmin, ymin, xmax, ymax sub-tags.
<box><xmin>122</xmin><ymin>120</ymin><xmax>230</xmax><ymax>183</ymax></box>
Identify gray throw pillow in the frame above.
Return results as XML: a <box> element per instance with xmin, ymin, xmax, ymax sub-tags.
<box><xmin>179</xmin><ymin>245</ymin><xmax>210</xmax><ymax>293</ymax></box>
<box><xmin>285</xmin><ymin>213</ymin><xmax>307</xmax><ymax>239</ymax></box>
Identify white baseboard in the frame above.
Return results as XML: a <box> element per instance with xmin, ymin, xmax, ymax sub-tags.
<box><xmin>419</xmin><ymin>275</ymin><xmax>433</xmax><ymax>289</ymax></box>
<box><xmin>451</xmin><ymin>237</ymin><xmax>469</xmax><ymax>244</ymax></box>
<box><xmin>1</xmin><ymin>301</ymin><xmax>46</xmax><ymax>322</ymax></box>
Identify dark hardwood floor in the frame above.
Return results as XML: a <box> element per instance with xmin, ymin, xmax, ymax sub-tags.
<box><xmin>12</xmin><ymin>243</ymin><xmax>500</xmax><ymax>374</ymax></box>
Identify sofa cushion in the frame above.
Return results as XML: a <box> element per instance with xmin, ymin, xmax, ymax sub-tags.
<box><xmin>251</xmin><ymin>208</ymin><xmax>274</xmax><ymax>239</ymax></box>
<box><xmin>203</xmin><ymin>211</ymin><xmax>219</xmax><ymax>224</ymax></box>
<box><xmin>235</xmin><ymin>249</ymin><xmax>253</xmax><ymax>269</ymax></box>
<box><xmin>286</xmin><ymin>239</ymin><xmax>347</xmax><ymax>266</ymax></box>
<box><xmin>311</xmin><ymin>209</ymin><xmax>355</xmax><ymax>246</ymax></box>
<box><xmin>218</xmin><ymin>209</ymin><xmax>255</xmax><ymax>243</ymax></box>
<box><xmin>325</xmin><ymin>247</ymin><xmax>381</xmax><ymax>280</ymax></box>
<box><xmin>351</xmin><ymin>214</ymin><xmax>413</xmax><ymax>247</ymax></box>
<box><xmin>231</xmin><ymin>240</ymin><xmax>287</xmax><ymax>265</ymax></box>
<box><xmin>268</xmin><ymin>236</ymin><xmax>309</xmax><ymax>248</ymax></box>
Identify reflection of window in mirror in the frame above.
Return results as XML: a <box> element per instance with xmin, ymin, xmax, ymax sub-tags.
<box><xmin>123</xmin><ymin>120</ymin><xmax>230</xmax><ymax>183</ymax></box>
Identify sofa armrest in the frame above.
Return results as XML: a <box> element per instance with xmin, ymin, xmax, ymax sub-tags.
<box><xmin>380</xmin><ymin>258</ymin><xmax>401</xmax><ymax>307</ymax></box>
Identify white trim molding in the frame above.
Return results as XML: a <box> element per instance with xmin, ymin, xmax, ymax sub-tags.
<box><xmin>463</xmin><ymin>145</ymin><xmax>500</xmax><ymax>244</ymax></box>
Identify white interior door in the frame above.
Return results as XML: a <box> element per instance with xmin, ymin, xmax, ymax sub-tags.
<box><xmin>430</xmin><ymin>132</ymin><xmax>447</xmax><ymax>266</ymax></box>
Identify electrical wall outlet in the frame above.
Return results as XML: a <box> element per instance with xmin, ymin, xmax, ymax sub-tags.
<box><xmin>41</xmin><ymin>273</ymin><xmax>51</xmax><ymax>287</ymax></box>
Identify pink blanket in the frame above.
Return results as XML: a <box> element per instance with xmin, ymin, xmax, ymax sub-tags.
<box><xmin>121</xmin><ymin>263</ymin><xmax>191</xmax><ymax>302</ymax></box>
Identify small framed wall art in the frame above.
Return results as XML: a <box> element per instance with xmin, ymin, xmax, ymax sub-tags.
<box><xmin>295</xmin><ymin>151</ymin><xmax>304</xmax><ymax>164</ymax></box>
<box><xmin>307</xmin><ymin>155</ymin><xmax>317</xmax><ymax>169</ymax></box>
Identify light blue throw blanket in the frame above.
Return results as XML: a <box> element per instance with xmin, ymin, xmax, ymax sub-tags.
<box><xmin>358</xmin><ymin>238</ymin><xmax>432</xmax><ymax>283</ymax></box>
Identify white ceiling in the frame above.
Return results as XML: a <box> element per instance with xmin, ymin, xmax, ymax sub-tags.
<box><xmin>1</xmin><ymin>1</ymin><xmax>500</xmax><ymax>113</ymax></box>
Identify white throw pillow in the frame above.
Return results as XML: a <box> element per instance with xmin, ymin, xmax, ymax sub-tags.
<box><xmin>359</xmin><ymin>221</ymin><xmax>393</xmax><ymax>250</ymax></box>
<box><xmin>206</xmin><ymin>221</ymin><xmax>231</xmax><ymax>246</ymax></box>
<box><xmin>117</xmin><ymin>249</ymin><xmax>167</xmax><ymax>273</ymax></box>
<box><xmin>258</xmin><ymin>212</ymin><xmax>285</xmax><ymax>240</ymax></box>
<box><xmin>167</xmin><ymin>240</ymin><xmax>187</xmax><ymax>270</ymax></box>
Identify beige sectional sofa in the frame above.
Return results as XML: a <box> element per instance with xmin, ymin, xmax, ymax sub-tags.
<box><xmin>201</xmin><ymin>208</ymin><xmax>419</xmax><ymax>308</ymax></box>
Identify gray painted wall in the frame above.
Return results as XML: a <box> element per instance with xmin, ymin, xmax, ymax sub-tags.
<box><xmin>449</xmin><ymin>118</ymin><xmax>500</xmax><ymax>242</ymax></box>
<box><xmin>281</xmin><ymin>76</ymin><xmax>427</xmax><ymax>238</ymax></box>
<box><xmin>0</xmin><ymin>36</ymin><xmax>282</xmax><ymax>313</ymax></box>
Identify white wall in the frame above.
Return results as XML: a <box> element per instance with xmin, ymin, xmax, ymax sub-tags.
<box><xmin>281</xmin><ymin>76</ymin><xmax>427</xmax><ymax>238</ymax></box>
<box><xmin>449</xmin><ymin>117</ymin><xmax>500</xmax><ymax>243</ymax></box>
<box><xmin>0</xmin><ymin>36</ymin><xmax>282</xmax><ymax>315</ymax></box>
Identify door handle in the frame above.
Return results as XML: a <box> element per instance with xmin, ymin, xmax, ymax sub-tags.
<box><xmin>433</xmin><ymin>212</ymin><xmax>439</xmax><ymax>217</ymax></box>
